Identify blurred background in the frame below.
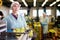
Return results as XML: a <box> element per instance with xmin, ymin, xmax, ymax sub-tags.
<box><xmin>0</xmin><ymin>0</ymin><xmax>60</xmax><ymax>40</ymax></box>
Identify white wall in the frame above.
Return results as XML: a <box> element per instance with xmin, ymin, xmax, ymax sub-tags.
<box><xmin>30</xmin><ymin>7</ymin><xmax>52</xmax><ymax>18</ymax></box>
<box><xmin>0</xmin><ymin>6</ymin><xmax>56</xmax><ymax>18</ymax></box>
<box><xmin>0</xmin><ymin>6</ymin><xmax>9</xmax><ymax>17</ymax></box>
<box><xmin>0</xmin><ymin>6</ymin><xmax>28</xmax><ymax>17</ymax></box>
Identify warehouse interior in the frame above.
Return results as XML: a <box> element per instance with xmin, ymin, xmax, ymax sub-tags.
<box><xmin>0</xmin><ymin>0</ymin><xmax>60</xmax><ymax>40</ymax></box>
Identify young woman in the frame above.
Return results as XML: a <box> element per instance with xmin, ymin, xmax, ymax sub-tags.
<box><xmin>3</xmin><ymin>1</ymin><xmax>32</xmax><ymax>40</ymax></box>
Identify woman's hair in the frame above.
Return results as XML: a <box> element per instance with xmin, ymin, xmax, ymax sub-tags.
<box><xmin>11</xmin><ymin>1</ymin><xmax>21</xmax><ymax>9</ymax></box>
<box><xmin>0</xmin><ymin>11</ymin><xmax>3</xmax><ymax>16</ymax></box>
<box><xmin>0</xmin><ymin>11</ymin><xmax>4</xmax><ymax>19</ymax></box>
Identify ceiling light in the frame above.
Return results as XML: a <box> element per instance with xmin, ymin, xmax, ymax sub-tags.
<box><xmin>42</xmin><ymin>0</ymin><xmax>48</xmax><ymax>7</ymax></box>
<box><xmin>50</xmin><ymin>0</ymin><xmax>60</xmax><ymax>7</ymax></box>
<box><xmin>58</xmin><ymin>4</ymin><xmax>60</xmax><ymax>6</ymax></box>
<box><xmin>10</xmin><ymin>0</ymin><xmax>14</xmax><ymax>2</ymax></box>
<box><xmin>50</xmin><ymin>1</ymin><xmax>56</xmax><ymax>6</ymax></box>
<box><xmin>33</xmin><ymin>0</ymin><xmax>36</xmax><ymax>7</ymax></box>
<box><xmin>22</xmin><ymin>0</ymin><xmax>28</xmax><ymax>7</ymax></box>
<box><xmin>45</xmin><ymin>0</ymin><xmax>48</xmax><ymax>2</ymax></box>
<box><xmin>56</xmin><ymin>0</ymin><xmax>60</xmax><ymax>2</ymax></box>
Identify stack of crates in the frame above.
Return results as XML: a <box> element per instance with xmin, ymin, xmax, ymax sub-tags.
<box><xmin>48</xmin><ymin>22</ymin><xmax>54</xmax><ymax>30</ymax></box>
<box><xmin>33</xmin><ymin>22</ymin><xmax>42</xmax><ymax>40</ymax></box>
<box><xmin>57</xmin><ymin>28</ymin><xmax>60</xmax><ymax>38</ymax></box>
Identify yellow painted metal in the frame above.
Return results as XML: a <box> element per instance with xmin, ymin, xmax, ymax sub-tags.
<box><xmin>0</xmin><ymin>0</ymin><xmax>2</xmax><ymax>7</ymax></box>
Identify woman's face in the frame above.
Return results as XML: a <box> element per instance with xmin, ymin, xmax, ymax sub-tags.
<box><xmin>43</xmin><ymin>13</ymin><xmax>46</xmax><ymax>17</ymax></box>
<box><xmin>12</xmin><ymin>3</ymin><xmax>20</xmax><ymax>12</ymax></box>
